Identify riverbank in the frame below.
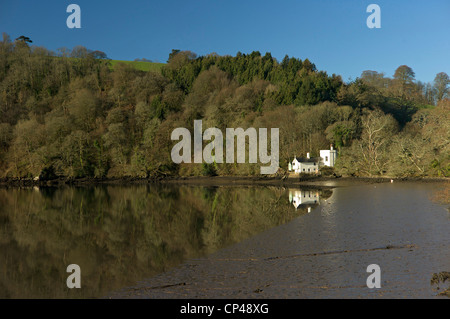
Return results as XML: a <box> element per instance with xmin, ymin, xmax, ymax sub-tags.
<box><xmin>0</xmin><ymin>175</ymin><xmax>447</xmax><ymax>188</ymax></box>
<box><xmin>160</xmin><ymin>175</ymin><xmax>448</xmax><ymax>188</ymax></box>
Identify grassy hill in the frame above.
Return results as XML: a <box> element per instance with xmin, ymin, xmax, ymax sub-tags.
<box><xmin>109</xmin><ymin>60</ymin><xmax>165</xmax><ymax>72</ymax></box>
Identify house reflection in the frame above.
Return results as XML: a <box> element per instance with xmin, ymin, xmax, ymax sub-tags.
<box><xmin>288</xmin><ymin>189</ymin><xmax>320</xmax><ymax>212</ymax></box>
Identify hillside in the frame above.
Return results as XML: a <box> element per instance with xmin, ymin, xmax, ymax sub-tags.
<box><xmin>109</xmin><ymin>60</ymin><xmax>165</xmax><ymax>72</ymax></box>
<box><xmin>0</xmin><ymin>36</ymin><xmax>448</xmax><ymax>180</ymax></box>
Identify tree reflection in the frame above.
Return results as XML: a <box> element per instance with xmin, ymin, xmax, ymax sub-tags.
<box><xmin>0</xmin><ymin>185</ymin><xmax>331</xmax><ymax>298</ymax></box>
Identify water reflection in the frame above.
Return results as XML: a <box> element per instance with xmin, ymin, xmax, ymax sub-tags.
<box><xmin>0</xmin><ymin>185</ymin><xmax>329</xmax><ymax>298</ymax></box>
<box><xmin>289</xmin><ymin>189</ymin><xmax>320</xmax><ymax>212</ymax></box>
<box><xmin>288</xmin><ymin>188</ymin><xmax>332</xmax><ymax>212</ymax></box>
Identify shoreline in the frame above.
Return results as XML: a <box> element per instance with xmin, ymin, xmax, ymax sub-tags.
<box><xmin>0</xmin><ymin>175</ymin><xmax>447</xmax><ymax>189</ymax></box>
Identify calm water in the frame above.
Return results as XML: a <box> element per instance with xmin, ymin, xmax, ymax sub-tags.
<box><xmin>0</xmin><ymin>182</ymin><xmax>448</xmax><ymax>298</ymax></box>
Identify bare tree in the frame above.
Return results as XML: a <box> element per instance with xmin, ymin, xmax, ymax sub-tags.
<box><xmin>357</xmin><ymin>109</ymin><xmax>398</xmax><ymax>176</ymax></box>
<box><xmin>433</xmin><ymin>72</ymin><xmax>449</xmax><ymax>102</ymax></box>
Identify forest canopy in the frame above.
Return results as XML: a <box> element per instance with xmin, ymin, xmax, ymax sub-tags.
<box><xmin>0</xmin><ymin>33</ymin><xmax>448</xmax><ymax>179</ymax></box>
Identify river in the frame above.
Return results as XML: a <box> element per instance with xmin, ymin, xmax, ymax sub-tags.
<box><xmin>0</xmin><ymin>181</ymin><xmax>448</xmax><ymax>298</ymax></box>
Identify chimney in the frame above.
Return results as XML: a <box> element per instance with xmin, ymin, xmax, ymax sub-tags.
<box><xmin>330</xmin><ymin>144</ymin><xmax>334</xmax><ymax>151</ymax></box>
<box><xmin>307</xmin><ymin>152</ymin><xmax>310</xmax><ymax>159</ymax></box>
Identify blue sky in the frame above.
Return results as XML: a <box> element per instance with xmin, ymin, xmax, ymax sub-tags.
<box><xmin>0</xmin><ymin>0</ymin><xmax>449</xmax><ymax>83</ymax></box>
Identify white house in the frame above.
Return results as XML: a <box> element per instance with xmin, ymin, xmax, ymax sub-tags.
<box><xmin>289</xmin><ymin>145</ymin><xmax>337</xmax><ymax>174</ymax></box>
<box><xmin>291</xmin><ymin>153</ymin><xmax>319</xmax><ymax>174</ymax></box>
<box><xmin>319</xmin><ymin>145</ymin><xmax>337</xmax><ymax>167</ymax></box>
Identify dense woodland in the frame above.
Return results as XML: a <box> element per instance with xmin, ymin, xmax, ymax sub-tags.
<box><xmin>0</xmin><ymin>33</ymin><xmax>448</xmax><ymax>179</ymax></box>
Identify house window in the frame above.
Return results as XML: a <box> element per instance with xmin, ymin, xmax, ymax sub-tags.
<box><xmin>308</xmin><ymin>169</ymin><xmax>310</xmax><ymax>172</ymax></box>
<box><xmin>303</xmin><ymin>169</ymin><xmax>305</xmax><ymax>172</ymax></box>
<box><xmin>325</xmin><ymin>156</ymin><xmax>328</xmax><ymax>162</ymax></box>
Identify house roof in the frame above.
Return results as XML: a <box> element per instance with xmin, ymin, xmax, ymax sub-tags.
<box><xmin>294</xmin><ymin>157</ymin><xmax>320</xmax><ymax>163</ymax></box>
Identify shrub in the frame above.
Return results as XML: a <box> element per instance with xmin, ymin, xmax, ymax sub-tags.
<box><xmin>202</xmin><ymin>163</ymin><xmax>217</xmax><ymax>176</ymax></box>
<box><xmin>320</xmin><ymin>166</ymin><xmax>335</xmax><ymax>176</ymax></box>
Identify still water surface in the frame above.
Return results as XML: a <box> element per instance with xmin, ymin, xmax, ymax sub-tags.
<box><xmin>0</xmin><ymin>182</ymin><xmax>448</xmax><ymax>298</ymax></box>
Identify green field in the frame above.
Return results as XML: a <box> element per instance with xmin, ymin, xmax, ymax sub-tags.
<box><xmin>109</xmin><ymin>60</ymin><xmax>165</xmax><ymax>72</ymax></box>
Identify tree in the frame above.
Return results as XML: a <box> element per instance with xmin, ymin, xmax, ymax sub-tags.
<box><xmin>89</xmin><ymin>50</ymin><xmax>108</xmax><ymax>60</ymax></box>
<box><xmin>361</xmin><ymin>70</ymin><xmax>389</xmax><ymax>89</ymax></box>
<box><xmin>422</xmin><ymin>82</ymin><xmax>435</xmax><ymax>105</ymax></box>
<box><xmin>325</xmin><ymin>120</ymin><xmax>357</xmax><ymax>152</ymax></box>
<box><xmin>68</xmin><ymin>88</ymin><xmax>100</xmax><ymax>131</ymax></box>
<box><xmin>70</xmin><ymin>45</ymin><xmax>89</xmax><ymax>58</ymax></box>
<box><xmin>7</xmin><ymin>118</ymin><xmax>46</xmax><ymax>177</ymax></box>
<box><xmin>388</xmin><ymin>133</ymin><xmax>429</xmax><ymax>176</ymax></box>
<box><xmin>0</xmin><ymin>123</ymin><xmax>12</xmax><ymax>151</ymax></box>
<box><xmin>15</xmin><ymin>35</ymin><xmax>32</xmax><ymax>44</ymax></box>
<box><xmin>392</xmin><ymin>65</ymin><xmax>416</xmax><ymax>99</ymax></box>
<box><xmin>433</xmin><ymin>72</ymin><xmax>449</xmax><ymax>102</ymax></box>
<box><xmin>134</xmin><ymin>58</ymin><xmax>152</xmax><ymax>62</ymax></box>
<box><xmin>61</xmin><ymin>130</ymin><xmax>92</xmax><ymax>177</ymax></box>
<box><xmin>355</xmin><ymin>109</ymin><xmax>398</xmax><ymax>176</ymax></box>
<box><xmin>167</xmin><ymin>49</ymin><xmax>181</xmax><ymax>63</ymax></box>
<box><xmin>162</xmin><ymin>50</ymin><xmax>199</xmax><ymax>93</ymax></box>
<box><xmin>103</xmin><ymin>123</ymin><xmax>129</xmax><ymax>169</ymax></box>
<box><xmin>393</xmin><ymin>65</ymin><xmax>415</xmax><ymax>85</ymax></box>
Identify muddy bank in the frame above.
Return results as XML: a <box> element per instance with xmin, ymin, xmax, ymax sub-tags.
<box><xmin>160</xmin><ymin>175</ymin><xmax>448</xmax><ymax>188</ymax></box>
<box><xmin>0</xmin><ymin>175</ymin><xmax>447</xmax><ymax>189</ymax></box>
<box><xmin>0</xmin><ymin>176</ymin><xmax>153</xmax><ymax>188</ymax></box>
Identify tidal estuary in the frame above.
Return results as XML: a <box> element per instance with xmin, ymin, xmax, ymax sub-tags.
<box><xmin>0</xmin><ymin>181</ymin><xmax>448</xmax><ymax>298</ymax></box>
